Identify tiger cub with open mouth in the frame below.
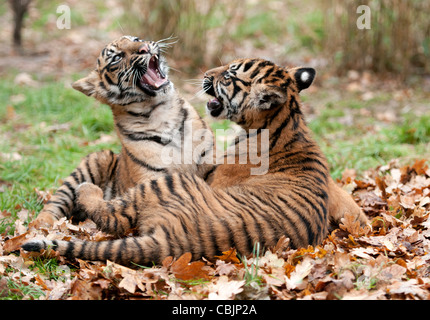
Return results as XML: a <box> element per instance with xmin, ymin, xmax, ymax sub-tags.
<box><xmin>33</xmin><ymin>35</ymin><xmax>214</xmax><ymax>228</ymax></box>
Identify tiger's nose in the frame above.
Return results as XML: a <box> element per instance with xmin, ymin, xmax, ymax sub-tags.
<box><xmin>139</xmin><ymin>43</ymin><xmax>150</xmax><ymax>54</ymax></box>
<box><xmin>204</xmin><ymin>66</ymin><xmax>226</xmax><ymax>79</ymax></box>
<box><xmin>204</xmin><ymin>73</ymin><xmax>214</xmax><ymax>80</ymax></box>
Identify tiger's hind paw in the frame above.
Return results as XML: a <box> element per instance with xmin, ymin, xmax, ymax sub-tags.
<box><xmin>30</xmin><ymin>211</ymin><xmax>59</xmax><ymax>229</ymax></box>
<box><xmin>76</xmin><ymin>182</ymin><xmax>104</xmax><ymax>215</ymax></box>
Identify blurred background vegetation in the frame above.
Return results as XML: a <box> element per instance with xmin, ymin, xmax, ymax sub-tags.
<box><xmin>0</xmin><ymin>0</ymin><xmax>429</xmax><ymax>225</ymax></box>
<box><xmin>322</xmin><ymin>0</ymin><xmax>430</xmax><ymax>79</ymax></box>
<box><xmin>120</xmin><ymin>0</ymin><xmax>430</xmax><ymax>77</ymax></box>
<box><xmin>2</xmin><ymin>0</ymin><xmax>429</xmax><ymax>76</ymax></box>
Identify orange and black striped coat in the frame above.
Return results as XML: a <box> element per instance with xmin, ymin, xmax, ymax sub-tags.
<box><xmin>33</xmin><ymin>36</ymin><xmax>214</xmax><ymax>227</ymax></box>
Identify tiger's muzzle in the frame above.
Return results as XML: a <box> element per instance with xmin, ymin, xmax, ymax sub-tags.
<box><xmin>203</xmin><ymin>76</ymin><xmax>224</xmax><ymax>118</ymax></box>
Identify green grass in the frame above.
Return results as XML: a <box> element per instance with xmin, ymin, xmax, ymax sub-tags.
<box><xmin>2</xmin><ymin>278</ymin><xmax>46</xmax><ymax>300</ymax></box>
<box><xmin>385</xmin><ymin>115</ymin><xmax>430</xmax><ymax>145</ymax></box>
<box><xmin>30</xmin><ymin>257</ymin><xmax>71</xmax><ymax>281</ymax></box>
<box><xmin>241</xmin><ymin>242</ymin><xmax>264</xmax><ymax>288</ymax></box>
<box><xmin>304</xmin><ymin>89</ymin><xmax>430</xmax><ymax>179</ymax></box>
<box><xmin>0</xmin><ymin>256</ymin><xmax>69</xmax><ymax>300</ymax></box>
<box><xmin>0</xmin><ymin>75</ymin><xmax>119</xmax><ymax>235</ymax></box>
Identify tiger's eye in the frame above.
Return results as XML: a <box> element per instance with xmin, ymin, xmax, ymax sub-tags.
<box><xmin>112</xmin><ymin>55</ymin><xmax>122</xmax><ymax>62</ymax></box>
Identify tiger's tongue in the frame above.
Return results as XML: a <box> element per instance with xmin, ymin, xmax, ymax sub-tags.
<box><xmin>141</xmin><ymin>68</ymin><xmax>167</xmax><ymax>88</ymax></box>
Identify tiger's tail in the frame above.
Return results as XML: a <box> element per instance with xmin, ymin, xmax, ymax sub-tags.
<box><xmin>22</xmin><ymin>236</ymin><xmax>163</xmax><ymax>266</ymax></box>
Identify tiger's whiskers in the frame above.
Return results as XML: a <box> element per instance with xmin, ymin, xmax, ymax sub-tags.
<box><xmin>157</xmin><ymin>35</ymin><xmax>179</xmax><ymax>53</ymax></box>
<box><xmin>189</xmin><ymin>78</ymin><xmax>212</xmax><ymax>101</ymax></box>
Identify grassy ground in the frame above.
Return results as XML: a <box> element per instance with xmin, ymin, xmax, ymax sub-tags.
<box><xmin>303</xmin><ymin>85</ymin><xmax>430</xmax><ymax>178</ymax></box>
<box><xmin>0</xmin><ymin>76</ymin><xmax>118</xmax><ymax>234</ymax></box>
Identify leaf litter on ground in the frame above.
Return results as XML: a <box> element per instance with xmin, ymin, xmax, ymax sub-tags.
<box><xmin>2</xmin><ymin>159</ymin><xmax>430</xmax><ymax>300</ymax></box>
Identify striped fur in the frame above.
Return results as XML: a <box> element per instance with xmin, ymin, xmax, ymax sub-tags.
<box><xmin>33</xmin><ymin>36</ymin><xmax>214</xmax><ymax>227</ymax></box>
<box><xmin>25</xmin><ymin>58</ymin><xmax>368</xmax><ymax>265</ymax></box>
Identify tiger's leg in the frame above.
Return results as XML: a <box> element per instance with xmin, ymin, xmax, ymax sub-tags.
<box><xmin>33</xmin><ymin>150</ymin><xmax>118</xmax><ymax>228</ymax></box>
<box><xmin>327</xmin><ymin>178</ymin><xmax>369</xmax><ymax>230</ymax></box>
<box><xmin>76</xmin><ymin>182</ymin><xmax>139</xmax><ymax>237</ymax></box>
<box><xmin>76</xmin><ymin>175</ymin><xmax>239</xmax><ymax>261</ymax></box>
<box><xmin>76</xmin><ymin>172</ymin><xmax>330</xmax><ymax>258</ymax></box>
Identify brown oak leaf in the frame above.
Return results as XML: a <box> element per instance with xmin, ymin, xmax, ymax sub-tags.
<box><xmin>340</xmin><ymin>213</ymin><xmax>370</xmax><ymax>237</ymax></box>
<box><xmin>170</xmin><ymin>252</ymin><xmax>210</xmax><ymax>281</ymax></box>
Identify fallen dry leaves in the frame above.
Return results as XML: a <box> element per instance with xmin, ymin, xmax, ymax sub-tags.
<box><xmin>2</xmin><ymin>159</ymin><xmax>430</xmax><ymax>300</ymax></box>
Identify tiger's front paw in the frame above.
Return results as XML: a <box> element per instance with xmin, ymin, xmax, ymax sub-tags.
<box><xmin>76</xmin><ymin>182</ymin><xmax>104</xmax><ymax>215</ymax></box>
<box><xmin>30</xmin><ymin>211</ymin><xmax>59</xmax><ymax>229</ymax></box>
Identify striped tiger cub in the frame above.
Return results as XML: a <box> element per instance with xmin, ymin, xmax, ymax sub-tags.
<box><xmin>203</xmin><ymin>60</ymin><xmax>367</xmax><ymax>231</ymax></box>
<box><xmin>33</xmin><ymin>35</ymin><xmax>214</xmax><ymax>228</ymax></box>
<box><xmin>24</xmin><ymin>58</ymin><xmax>367</xmax><ymax>265</ymax></box>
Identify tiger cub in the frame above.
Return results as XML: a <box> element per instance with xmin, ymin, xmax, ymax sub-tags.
<box><xmin>33</xmin><ymin>35</ymin><xmax>213</xmax><ymax>228</ymax></box>
<box><xmin>203</xmin><ymin>59</ymin><xmax>369</xmax><ymax>229</ymax></box>
<box><xmin>24</xmin><ymin>59</ymin><xmax>367</xmax><ymax>265</ymax></box>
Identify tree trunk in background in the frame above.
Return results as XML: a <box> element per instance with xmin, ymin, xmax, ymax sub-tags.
<box><xmin>8</xmin><ymin>0</ymin><xmax>32</xmax><ymax>53</ymax></box>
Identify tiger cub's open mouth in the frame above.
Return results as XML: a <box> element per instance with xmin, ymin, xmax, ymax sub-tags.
<box><xmin>139</xmin><ymin>55</ymin><xmax>169</xmax><ymax>92</ymax></box>
<box><xmin>203</xmin><ymin>78</ymin><xmax>224</xmax><ymax>117</ymax></box>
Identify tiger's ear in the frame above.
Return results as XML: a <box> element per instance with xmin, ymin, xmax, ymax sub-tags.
<box><xmin>290</xmin><ymin>67</ymin><xmax>316</xmax><ymax>92</ymax></box>
<box><xmin>250</xmin><ymin>83</ymin><xmax>288</xmax><ymax>110</ymax></box>
<box><xmin>72</xmin><ymin>70</ymin><xmax>100</xmax><ymax>97</ymax></box>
